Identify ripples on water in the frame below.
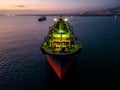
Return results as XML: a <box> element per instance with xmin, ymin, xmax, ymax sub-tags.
<box><xmin>0</xmin><ymin>16</ymin><xmax>120</xmax><ymax>90</ymax></box>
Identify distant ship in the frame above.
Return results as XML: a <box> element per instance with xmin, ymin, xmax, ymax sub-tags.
<box><xmin>114</xmin><ymin>15</ymin><xmax>119</xmax><ymax>20</ymax></box>
<box><xmin>40</xmin><ymin>16</ymin><xmax>82</xmax><ymax>79</ymax></box>
<box><xmin>38</xmin><ymin>16</ymin><xmax>46</xmax><ymax>21</ymax></box>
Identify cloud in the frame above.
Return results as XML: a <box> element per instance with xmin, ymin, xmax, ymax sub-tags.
<box><xmin>15</xmin><ymin>5</ymin><xmax>26</xmax><ymax>8</ymax></box>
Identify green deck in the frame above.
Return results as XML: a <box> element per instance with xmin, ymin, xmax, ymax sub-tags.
<box><xmin>40</xmin><ymin>16</ymin><xmax>82</xmax><ymax>54</ymax></box>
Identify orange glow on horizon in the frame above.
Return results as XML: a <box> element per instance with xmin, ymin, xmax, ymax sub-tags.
<box><xmin>0</xmin><ymin>0</ymin><xmax>119</xmax><ymax>13</ymax></box>
<box><xmin>0</xmin><ymin>0</ymin><xmax>88</xmax><ymax>12</ymax></box>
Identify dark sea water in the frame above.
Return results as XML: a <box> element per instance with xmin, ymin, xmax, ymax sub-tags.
<box><xmin>0</xmin><ymin>16</ymin><xmax>120</xmax><ymax>90</ymax></box>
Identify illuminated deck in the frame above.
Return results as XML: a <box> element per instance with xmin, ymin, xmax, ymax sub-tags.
<box><xmin>40</xmin><ymin>16</ymin><xmax>82</xmax><ymax>55</ymax></box>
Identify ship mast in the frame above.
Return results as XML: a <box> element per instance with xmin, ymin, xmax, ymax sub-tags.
<box><xmin>60</xmin><ymin>24</ymin><xmax>62</xmax><ymax>49</ymax></box>
<box><xmin>59</xmin><ymin>16</ymin><xmax>62</xmax><ymax>50</ymax></box>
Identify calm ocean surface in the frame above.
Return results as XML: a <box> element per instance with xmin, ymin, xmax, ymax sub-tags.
<box><xmin>0</xmin><ymin>16</ymin><xmax>120</xmax><ymax>90</ymax></box>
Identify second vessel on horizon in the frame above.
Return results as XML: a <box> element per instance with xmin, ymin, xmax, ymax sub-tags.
<box><xmin>38</xmin><ymin>16</ymin><xmax>47</xmax><ymax>21</ymax></box>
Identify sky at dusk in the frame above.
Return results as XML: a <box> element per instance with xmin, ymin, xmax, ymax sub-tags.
<box><xmin>0</xmin><ymin>0</ymin><xmax>120</xmax><ymax>14</ymax></box>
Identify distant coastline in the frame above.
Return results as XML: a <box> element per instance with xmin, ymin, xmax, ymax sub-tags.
<box><xmin>14</xmin><ymin>14</ymin><xmax>120</xmax><ymax>17</ymax></box>
<box><xmin>0</xmin><ymin>7</ymin><xmax>120</xmax><ymax>17</ymax></box>
<box><xmin>0</xmin><ymin>14</ymin><xmax>120</xmax><ymax>17</ymax></box>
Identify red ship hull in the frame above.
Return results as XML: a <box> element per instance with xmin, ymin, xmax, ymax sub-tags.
<box><xmin>46</xmin><ymin>54</ymin><xmax>75</xmax><ymax>79</ymax></box>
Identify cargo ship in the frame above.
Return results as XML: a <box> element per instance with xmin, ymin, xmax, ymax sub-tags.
<box><xmin>38</xmin><ymin>16</ymin><xmax>46</xmax><ymax>21</ymax></box>
<box><xmin>40</xmin><ymin>16</ymin><xmax>82</xmax><ymax>79</ymax></box>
